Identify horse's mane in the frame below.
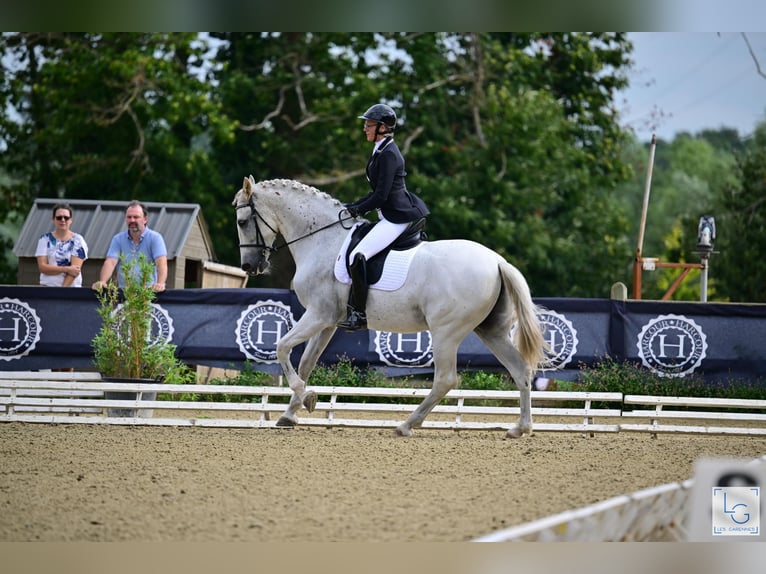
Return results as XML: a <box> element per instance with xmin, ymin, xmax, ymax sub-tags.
<box><xmin>257</xmin><ymin>178</ymin><xmax>343</xmax><ymax>208</ymax></box>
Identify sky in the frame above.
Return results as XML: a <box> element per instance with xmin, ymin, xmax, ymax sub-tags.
<box><xmin>617</xmin><ymin>32</ymin><xmax>766</xmax><ymax>142</ymax></box>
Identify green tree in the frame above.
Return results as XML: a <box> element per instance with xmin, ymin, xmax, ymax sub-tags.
<box><xmin>714</xmin><ymin>122</ymin><xmax>766</xmax><ymax>302</ymax></box>
<box><xmin>209</xmin><ymin>32</ymin><xmax>386</xmax><ymax>284</ymax></box>
<box><xmin>212</xmin><ymin>33</ymin><xmax>636</xmax><ymax>295</ymax></box>
<box><xmin>401</xmin><ymin>33</ymin><xmax>635</xmax><ymax>296</ymax></box>
<box><xmin>3</xmin><ymin>32</ymin><xmax>638</xmax><ymax>298</ymax></box>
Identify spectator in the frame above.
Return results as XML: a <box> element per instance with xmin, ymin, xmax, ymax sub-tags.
<box><xmin>92</xmin><ymin>200</ymin><xmax>168</xmax><ymax>292</ymax></box>
<box><xmin>35</xmin><ymin>203</ymin><xmax>88</xmax><ymax>287</ymax></box>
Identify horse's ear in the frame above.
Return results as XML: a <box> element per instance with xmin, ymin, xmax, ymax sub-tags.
<box><xmin>243</xmin><ymin>176</ymin><xmax>252</xmax><ymax>194</ymax></box>
<box><xmin>248</xmin><ymin>174</ymin><xmax>256</xmax><ymax>186</ymax></box>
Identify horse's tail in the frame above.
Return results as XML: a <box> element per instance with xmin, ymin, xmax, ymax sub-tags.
<box><xmin>498</xmin><ymin>260</ymin><xmax>546</xmax><ymax>370</ymax></box>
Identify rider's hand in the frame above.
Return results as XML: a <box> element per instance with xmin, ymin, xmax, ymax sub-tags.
<box><xmin>344</xmin><ymin>203</ymin><xmax>360</xmax><ymax>218</ymax></box>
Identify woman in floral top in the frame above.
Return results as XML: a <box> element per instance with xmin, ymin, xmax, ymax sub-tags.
<box><xmin>35</xmin><ymin>203</ymin><xmax>89</xmax><ymax>287</ymax></box>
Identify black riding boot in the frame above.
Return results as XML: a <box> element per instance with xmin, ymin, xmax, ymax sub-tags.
<box><xmin>337</xmin><ymin>253</ymin><xmax>368</xmax><ymax>331</ymax></box>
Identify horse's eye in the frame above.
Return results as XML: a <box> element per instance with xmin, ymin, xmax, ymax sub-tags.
<box><xmin>237</xmin><ymin>219</ymin><xmax>247</xmax><ymax>228</ymax></box>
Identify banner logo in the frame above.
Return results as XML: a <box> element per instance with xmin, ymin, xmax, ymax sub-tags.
<box><xmin>637</xmin><ymin>314</ymin><xmax>707</xmax><ymax>377</ymax></box>
<box><xmin>236</xmin><ymin>300</ymin><xmax>295</xmax><ymax>362</ymax></box>
<box><xmin>536</xmin><ymin>310</ymin><xmax>579</xmax><ymax>369</ymax></box>
<box><xmin>0</xmin><ymin>298</ymin><xmax>42</xmax><ymax>361</ymax></box>
<box><xmin>374</xmin><ymin>331</ymin><xmax>433</xmax><ymax>367</ymax></box>
<box><xmin>114</xmin><ymin>303</ymin><xmax>174</xmax><ymax>345</ymax></box>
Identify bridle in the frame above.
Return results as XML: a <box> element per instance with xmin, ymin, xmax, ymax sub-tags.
<box><xmin>235</xmin><ymin>193</ymin><xmax>354</xmax><ymax>252</ymax></box>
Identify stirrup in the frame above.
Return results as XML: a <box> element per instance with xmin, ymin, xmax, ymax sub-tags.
<box><xmin>337</xmin><ymin>309</ymin><xmax>367</xmax><ymax>331</ymax></box>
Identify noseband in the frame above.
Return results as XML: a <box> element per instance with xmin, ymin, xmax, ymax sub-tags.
<box><xmin>235</xmin><ymin>195</ymin><xmax>278</xmax><ymax>251</ymax></box>
<box><xmin>235</xmin><ymin>194</ymin><xmax>354</xmax><ymax>252</ymax></box>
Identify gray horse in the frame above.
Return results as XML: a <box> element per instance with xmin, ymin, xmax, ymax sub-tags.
<box><xmin>233</xmin><ymin>176</ymin><xmax>545</xmax><ymax>437</ymax></box>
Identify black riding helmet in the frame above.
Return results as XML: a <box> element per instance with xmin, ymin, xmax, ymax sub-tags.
<box><xmin>358</xmin><ymin>104</ymin><xmax>396</xmax><ymax>136</ymax></box>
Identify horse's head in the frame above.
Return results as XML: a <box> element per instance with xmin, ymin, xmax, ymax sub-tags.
<box><xmin>233</xmin><ymin>175</ymin><xmax>277</xmax><ymax>275</ymax></box>
<box><xmin>233</xmin><ymin>175</ymin><xmax>350</xmax><ymax>277</ymax></box>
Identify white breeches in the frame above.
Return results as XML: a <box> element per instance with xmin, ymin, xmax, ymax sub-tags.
<box><xmin>348</xmin><ymin>212</ymin><xmax>410</xmax><ymax>264</ymax></box>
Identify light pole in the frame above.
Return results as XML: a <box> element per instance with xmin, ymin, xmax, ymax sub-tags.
<box><xmin>695</xmin><ymin>215</ymin><xmax>716</xmax><ymax>302</ymax></box>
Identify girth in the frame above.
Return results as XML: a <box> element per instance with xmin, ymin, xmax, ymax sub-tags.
<box><xmin>344</xmin><ymin>218</ymin><xmax>427</xmax><ymax>285</ymax></box>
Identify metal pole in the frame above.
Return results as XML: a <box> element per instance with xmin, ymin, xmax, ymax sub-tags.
<box><xmin>633</xmin><ymin>134</ymin><xmax>657</xmax><ymax>299</ymax></box>
<box><xmin>636</xmin><ymin>134</ymin><xmax>657</xmax><ymax>257</ymax></box>
<box><xmin>700</xmin><ymin>253</ymin><xmax>709</xmax><ymax>302</ymax></box>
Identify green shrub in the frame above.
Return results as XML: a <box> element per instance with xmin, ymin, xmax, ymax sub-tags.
<box><xmin>576</xmin><ymin>356</ymin><xmax>766</xmax><ymax>401</ymax></box>
<box><xmin>93</xmin><ymin>253</ymin><xmax>196</xmax><ymax>400</ymax></box>
<box><xmin>308</xmin><ymin>356</ymin><xmax>411</xmax><ymax>404</ymax></box>
<box><xmin>196</xmin><ymin>361</ymin><xmax>275</xmax><ymax>403</ymax></box>
<box><xmin>307</xmin><ymin>356</ymin><xmax>391</xmax><ymax>388</ymax></box>
<box><xmin>459</xmin><ymin>370</ymin><xmax>514</xmax><ymax>392</ymax></box>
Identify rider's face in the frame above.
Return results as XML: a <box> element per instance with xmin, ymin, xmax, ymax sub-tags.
<box><xmin>363</xmin><ymin>121</ymin><xmax>379</xmax><ymax>142</ymax></box>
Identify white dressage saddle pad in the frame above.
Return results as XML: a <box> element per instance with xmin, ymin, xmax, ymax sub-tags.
<box><xmin>334</xmin><ymin>223</ymin><xmax>423</xmax><ymax>291</ymax></box>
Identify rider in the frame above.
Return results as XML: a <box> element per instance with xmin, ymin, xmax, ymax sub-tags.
<box><xmin>337</xmin><ymin>103</ymin><xmax>430</xmax><ymax>331</ymax></box>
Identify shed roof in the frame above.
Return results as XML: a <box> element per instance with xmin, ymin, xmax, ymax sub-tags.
<box><xmin>13</xmin><ymin>198</ymin><xmax>215</xmax><ymax>260</ymax></box>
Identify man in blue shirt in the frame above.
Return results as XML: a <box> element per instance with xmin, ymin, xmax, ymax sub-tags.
<box><xmin>92</xmin><ymin>200</ymin><xmax>169</xmax><ymax>292</ymax></box>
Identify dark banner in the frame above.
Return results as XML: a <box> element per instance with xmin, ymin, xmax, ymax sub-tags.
<box><xmin>1</xmin><ymin>286</ymin><xmax>764</xmax><ymax>382</ymax></box>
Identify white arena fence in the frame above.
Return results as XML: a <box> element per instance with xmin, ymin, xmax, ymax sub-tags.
<box><xmin>473</xmin><ymin>454</ymin><xmax>766</xmax><ymax>542</ymax></box>
<box><xmin>1</xmin><ymin>371</ymin><xmax>623</xmax><ymax>432</ymax></box>
<box><xmin>472</xmin><ymin>479</ymin><xmax>694</xmax><ymax>542</ymax></box>
<box><xmin>2</xmin><ymin>371</ymin><xmax>766</xmax><ymax>436</ymax></box>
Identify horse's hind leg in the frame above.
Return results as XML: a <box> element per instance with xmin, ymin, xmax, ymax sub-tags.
<box><xmin>475</xmin><ymin>327</ymin><xmax>533</xmax><ymax>438</ymax></box>
<box><xmin>276</xmin><ymin>325</ymin><xmax>336</xmax><ymax>428</ymax></box>
<box><xmin>396</xmin><ymin>338</ymin><xmax>461</xmax><ymax>437</ymax></box>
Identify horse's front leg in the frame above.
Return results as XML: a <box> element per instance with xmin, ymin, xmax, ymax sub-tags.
<box><xmin>274</xmin><ymin>318</ymin><xmax>320</xmax><ymax>410</ymax></box>
<box><xmin>276</xmin><ymin>325</ymin><xmax>337</xmax><ymax>428</ymax></box>
<box><xmin>271</xmin><ymin>310</ymin><xmax>333</xmax><ymax>425</ymax></box>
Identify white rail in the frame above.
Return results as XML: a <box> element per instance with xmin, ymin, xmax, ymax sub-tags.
<box><xmin>0</xmin><ymin>373</ymin><xmax>623</xmax><ymax>432</ymax></box>
<box><xmin>2</xmin><ymin>372</ymin><xmax>765</xmax><ymax>436</ymax></box>
<box><xmin>474</xmin><ymin>454</ymin><xmax>766</xmax><ymax>542</ymax></box>
<box><xmin>621</xmin><ymin>394</ymin><xmax>766</xmax><ymax>436</ymax></box>
<box><xmin>473</xmin><ymin>480</ymin><xmax>693</xmax><ymax>541</ymax></box>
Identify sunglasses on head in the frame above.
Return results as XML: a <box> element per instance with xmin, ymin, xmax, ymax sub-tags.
<box><xmin>55</xmin><ymin>215</ymin><xmax>71</xmax><ymax>221</ymax></box>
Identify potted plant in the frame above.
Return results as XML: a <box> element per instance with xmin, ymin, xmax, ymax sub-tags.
<box><xmin>92</xmin><ymin>253</ymin><xmax>194</xmax><ymax>417</ymax></box>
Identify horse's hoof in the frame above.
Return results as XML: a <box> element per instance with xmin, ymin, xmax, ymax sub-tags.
<box><xmin>395</xmin><ymin>425</ymin><xmax>412</xmax><ymax>437</ymax></box>
<box><xmin>302</xmin><ymin>391</ymin><xmax>317</xmax><ymax>413</ymax></box>
<box><xmin>276</xmin><ymin>416</ymin><xmax>296</xmax><ymax>428</ymax></box>
<box><xmin>506</xmin><ymin>425</ymin><xmax>523</xmax><ymax>438</ymax></box>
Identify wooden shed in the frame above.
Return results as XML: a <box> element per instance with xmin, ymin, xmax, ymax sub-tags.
<box><xmin>13</xmin><ymin>198</ymin><xmax>247</xmax><ymax>289</ymax></box>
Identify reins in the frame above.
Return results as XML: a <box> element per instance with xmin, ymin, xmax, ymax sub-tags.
<box><xmin>235</xmin><ymin>194</ymin><xmax>355</xmax><ymax>252</ymax></box>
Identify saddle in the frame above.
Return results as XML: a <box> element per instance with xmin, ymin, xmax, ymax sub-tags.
<box><xmin>344</xmin><ymin>218</ymin><xmax>427</xmax><ymax>285</ymax></box>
